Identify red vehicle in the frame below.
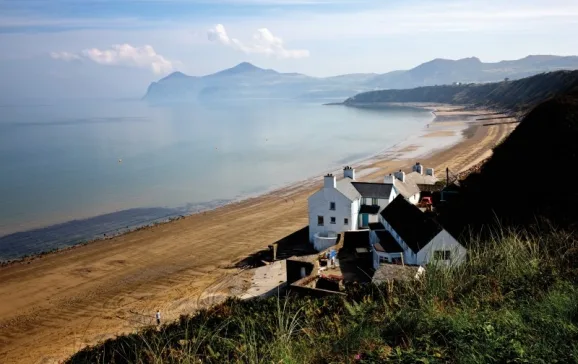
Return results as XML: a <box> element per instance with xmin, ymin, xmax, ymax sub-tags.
<box><xmin>419</xmin><ymin>196</ymin><xmax>433</xmax><ymax>209</ymax></box>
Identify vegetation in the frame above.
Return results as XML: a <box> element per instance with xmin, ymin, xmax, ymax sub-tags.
<box><xmin>67</xmin><ymin>228</ymin><xmax>578</xmax><ymax>363</ymax></box>
<box><xmin>345</xmin><ymin>70</ymin><xmax>578</xmax><ymax>112</ymax></box>
<box><xmin>438</xmin><ymin>91</ymin><xmax>578</xmax><ymax>234</ymax></box>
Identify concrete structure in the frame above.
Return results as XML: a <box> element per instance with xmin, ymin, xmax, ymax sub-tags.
<box><xmin>372</xmin><ymin>195</ymin><xmax>466</xmax><ymax>267</ymax></box>
<box><xmin>313</xmin><ymin>231</ymin><xmax>338</xmax><ymax>251</ymax></box>
<box><xmin>307</xmin><ymin>167</ymin><xmax>397</xmax><ymax>250</ymax></box>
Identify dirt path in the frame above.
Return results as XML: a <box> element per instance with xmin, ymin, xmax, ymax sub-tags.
<box><xmin>0</xmin><ymin>112</ymin><xmax>513</xmax><ymax>363</ymax></box>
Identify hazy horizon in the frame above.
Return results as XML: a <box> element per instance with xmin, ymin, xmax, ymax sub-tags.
<box><xmin>1</xmin><ymin>0</ymin><xmax>578</xmax><ymax>100</ymax></box>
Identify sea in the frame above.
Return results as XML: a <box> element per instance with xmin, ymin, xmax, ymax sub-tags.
<box><xmin>0</xmin><ymin>99</ymin><xmax>433</xmax><ymax>260</ymax></box>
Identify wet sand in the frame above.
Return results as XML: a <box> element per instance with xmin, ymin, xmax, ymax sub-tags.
<box><xmin>0</xmin><ymin>106</ymin><xmax>516</xmax><ymax>363</ymax></box>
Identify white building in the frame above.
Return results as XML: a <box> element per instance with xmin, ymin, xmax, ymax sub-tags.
<box><xmin>384</xmin><ymin>162</ymin><xmax>438</xmax><ymax>205</ymax></box>
<box><xmin>308</xmin><ymin>167</ymin><xmax>396</xmax><ymax>251</ymax></box>
<box><xmin>370</xmin><ymin>195</ymin><xmax>466</xmax><ymax>267</ymax></box>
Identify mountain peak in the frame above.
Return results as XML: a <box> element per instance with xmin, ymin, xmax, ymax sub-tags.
<box><xmin>233</xmin><ymin>62</ymin><xmax>261</xmax><ymax>71</ymax></box>
<box><xmin>207</xmin><ymin>62</ymin><xmax>277</xmax><ymax>78</ymax></box>
<box><xmin>159</xmin><ymin>71</ymin><xmax>191</xmax><ymax>82</ymax></box>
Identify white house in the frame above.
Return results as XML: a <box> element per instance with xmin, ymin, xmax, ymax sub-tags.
<box><xmin>370</xmin><ymin>195</ymin><xmax>466</xmax><ymax>267</ymax></box>
<box><xmin>384</xmin><ymin>162</ymin><xmax>438</xmax><ymax>205</ymax></box>
<box><xmin>308</xmin><ymin>167</ymin><xmax>397</xmax><ymax>251</ymax></box>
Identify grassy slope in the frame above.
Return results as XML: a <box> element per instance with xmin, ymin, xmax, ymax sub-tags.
<box><xmin>345</xmin><ymin>70</ymin><xmax>578</xmax><ymax>112</ymax></box>
<box><xmin>67</xmin><ymin>231</ymin><xmax>578</xmax><ymax>363</ymax></box>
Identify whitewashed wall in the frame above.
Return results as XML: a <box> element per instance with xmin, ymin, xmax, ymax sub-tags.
<box><xmin>417</xmin><ymin>230</ymin><xmax>467</xmax><ymax>266</ymax></box>
<box><xmin>308</xmin><ymin>187</ymin><xmax>355</xmax><ymax>242</ymax></box>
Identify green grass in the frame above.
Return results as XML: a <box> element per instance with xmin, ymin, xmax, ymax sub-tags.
<box><xmin>67</xmin><ymin>229</ymin><xmax>578</xmax><ymax>363</ymax></box>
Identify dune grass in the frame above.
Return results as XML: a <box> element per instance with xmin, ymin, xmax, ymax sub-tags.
<box><xmin>68</xmin><ymin>228</ymin><xmax>578</xmax><ymax>363</ymax></box>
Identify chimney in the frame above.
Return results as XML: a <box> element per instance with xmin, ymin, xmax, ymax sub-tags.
<box><xmin>426</xmin><ymin>168</ymin><xmax>435</xmax><ymax>177</ymax></box>
<box><xmin>394</xmin><ymin>170</ymin><xmax>406</xmax><ymax>183</ymax></box>
<box><xmin>343</xmin><ymin>166</ymin><xmax>355</xmax><ymax>180</ymax></box>
<box><xmin>383</xmin><ymin>174</ymin><xmax>394</xmax><ymax>184</ymax></box>
<box><xmin>324</xmin><ymin>174</ymin><xmax>336</xmax><ymax>189</ymax></box>
<box><xmin>412</xmin><ymin>162</ymin><xmax>423</xmax><ymax>175</ymax></box>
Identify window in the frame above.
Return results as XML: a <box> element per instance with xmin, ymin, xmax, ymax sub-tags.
<box><xmin>330</xmin><ymin>217</ymin><xmax>336</xmax><ymax>224</ymax></box>
<box><xmin>362</xmin><ymin>198</ymin><xmax>367</xmax><ymax>205</ymax></box>
<box><xmin>317</xmin><ymin>216</ymin><xmax>324</xmax><ymax>226</ymax></box>
<box><xmin>329</xmin><ymin>202</ymin><xmax>336</xmax><ymax>210</ymax></box>
<box><xmin>344</xmin><ymin>218</ymin><xmax>349</xmax><ymax>225</ymax></box>
<box><xmin>372</xmin><ymin>198</ymin><xmax>378</xmax><ymax>205</ymax></box>
<box><xmin>434</xmin><ymin>250</ymin><xmax>451</xmax><ymax>260</ymax></box>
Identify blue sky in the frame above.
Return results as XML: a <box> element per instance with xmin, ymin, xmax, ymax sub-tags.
<box><xmin>1</xmin><ymin>0</ymin><xmax>577</xmax><ymax>99</ymax></box>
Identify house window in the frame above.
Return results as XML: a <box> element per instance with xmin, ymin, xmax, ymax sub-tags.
<box><xmin>344</xmin><ymin>218</ymin><xmax>349</xmax><ymax>225</ymax></box>
<box><xmin>434</xmin><ymin>250</ymin><xmax>451</xmax><ymax>260</ymax></box>
<box><xmin>317</xmin><ymin>216</ymin><xmax>324</xmax><ymax>226</ymax></box>
<box><xmin>330</xmin><ymin>217</ymin><xmax>336</xmax><ymax>224</ymax></box>
<box><xmin>372</xmin><ymin>198</ymin><xmax>378</xmax><ymax>205</ymax></box>
<box><xmin>329</xmin><ymin>202</ymin><xmax>336</xmax><ymax>210</ymax></box>
<box><xmin>362</xmin><ymin>198</ymin><xmax>367</xmax><ymax>205</ymax></box>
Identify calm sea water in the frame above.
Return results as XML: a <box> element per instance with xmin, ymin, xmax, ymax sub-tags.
<box><xmin>0</xmin><ymin>99</ymin><xmax>432</xmax><ymax>259</ymax></box>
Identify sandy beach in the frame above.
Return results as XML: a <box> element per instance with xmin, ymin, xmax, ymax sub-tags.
<box><xmin>0</xmin><ymin>105</ymin><xmax>516</xmax><ymax>363</ymax></box>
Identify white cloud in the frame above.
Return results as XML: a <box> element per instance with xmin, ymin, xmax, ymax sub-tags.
<box><xmin>50</xmin><ymin>51</ymin><xmax>82</xmax><ymax>61</ymax></box>
<box><xmin>50</xmin><ymin>44</ymin><xmax>175</xmax><ymax>74</ymax></box>
<box><xmin>207</xmin><ymin>24</ymin><xmax>309</xmax><ymax>59</ymax></box>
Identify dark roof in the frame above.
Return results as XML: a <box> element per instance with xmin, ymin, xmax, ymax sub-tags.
<box><xmin>368</xmin><ymin>222</ymin><xmax>385</xmax><ymax>230</ymax></box>
<box><xmin>343</xmin><ymin>230</ymin><xmax>370</xmax><ymax>251</ymax></box>
<box><xmin>359</xmin><ymin>205</ymin><xmax>380</xmax><ymax>214</ymax></box>
<box><xmin>375</xmin><ymin>230</ymin><xmax>404</xmax><ymax>253</ymax></box>
<box><xmin>380</xmin><ymin>195</ymin><xmax>443</xmax><ymax>253</ymax></box>
<box><xmin>351</xmin><ymin>182</ymin><xmax>394</xmax><ymax>199</ymax></box>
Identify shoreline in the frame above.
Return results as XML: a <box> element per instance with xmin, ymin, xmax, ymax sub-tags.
<box><xmin>0</xmin><ymin>105</ymin><xmax>517</xmax><ymax>364</ymax></box>
<box><xmin>0</xmin><ymin>104</ymin><xmax>441</xmax><ymax>264</ymax></box>
<box><xmin>0</xmin><ymin>104</ymin><xmax>501</xmax><ymax>267</ymax></box>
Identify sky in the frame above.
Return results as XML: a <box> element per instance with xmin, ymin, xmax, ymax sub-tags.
<box><xmin>1</xmin><ymin>0</ymin><xmax>578</xmax><ymax>99</ymax></box>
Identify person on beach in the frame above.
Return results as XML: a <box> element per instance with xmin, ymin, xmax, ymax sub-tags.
<box><xmin>156</xmin><ymin>310</ymin><xmax>161</xmax><ymax>325</ymax></box>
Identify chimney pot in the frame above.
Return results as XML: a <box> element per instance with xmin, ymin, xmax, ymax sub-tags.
<box><xmin>394</xmin><ymin>170</ymin><xmax>406</xmax><ymax>183</ymax></box>
<box><xmin>324</xmin><ymin>174</ymin><xmax>337</xmax><ymax>189</ymax></box>
<box><xmin>343</xmin><ymin>166</ymin><xmax>355</xmax><ymax>180</ymax></box>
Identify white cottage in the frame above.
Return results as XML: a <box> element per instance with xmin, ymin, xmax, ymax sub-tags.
<box><xmin>308</xmin><ymin>167</ymin><xmax>397</xmax><ymax>251</ymax></box>
<box><xmin>371</xmin><ymin>195</ymin><xmax>466</xmax><ymax>267</ymax></box>
<box><xmin>384</xmin><ymin>162</ymin><xmax>438</xmax><ymax>205</ymax></box>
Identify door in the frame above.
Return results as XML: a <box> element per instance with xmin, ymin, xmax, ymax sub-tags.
<box><xmin>361</xmin><ymin>214</ymin><xmax>369</xmax><ymax>227</ymax></box>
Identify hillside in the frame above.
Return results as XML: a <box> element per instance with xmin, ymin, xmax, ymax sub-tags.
<box><xmin>345</xmin><ymin>70</ymin><xmax>578</xmax><ymax>112</ymax></box>
<box><xmin>67</xmin><ymin>231</ymin><xmax>578</xmax><ymax>363</ymax></box>
<box><xmin>439</xmin><ymin>91</ymin><xmax>578</xmax><ymax>233</ymax></box>
<box><xmin>143</xmin><ymin>56</ymin><xmax>578</xmax><ymax>102</ymax></box>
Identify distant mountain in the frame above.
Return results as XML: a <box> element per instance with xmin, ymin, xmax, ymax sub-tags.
<box><xmin>143</xmin><ymin>56</ymin><xmax>578</xmax><ymax>102</ymax></box>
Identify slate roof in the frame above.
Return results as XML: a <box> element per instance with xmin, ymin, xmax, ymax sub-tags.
<box><xmin>380</xmin><ymin>195</ymin><xmax>443</xmax><ymax>253</ymax></box>
<box><xmin>375</xmin><ymin>230</ymin><xmax>404</xmax><ymax>253</ymax></box>
<box><xmin>351</xmin><ymin>182</ymin><xmax>394</xmax><ymax>199</ymax></box>
<box><xmin>368</xmin><ymin>222</ymin><xmax>385</xmax><ymax>230</ymax></box>
<box><xmin>335</xmin><ymin>178</ymin><xmax>362</xmax><ymax>201</ymax></box>
<box><xmin>359</xmin><ymin>205</ymin><xmax>380</xmax><ymax>214</ymax></box>
<box><xmin>343</xmin><ymin>230</ymin><xmax>371</xmax><ymax>251</ymax></box>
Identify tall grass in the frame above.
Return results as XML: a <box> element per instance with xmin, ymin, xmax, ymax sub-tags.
<box><xmin>68</xmin><ymin>229</ymin><xmax>578</xmax><ymax>364</ymax></box>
